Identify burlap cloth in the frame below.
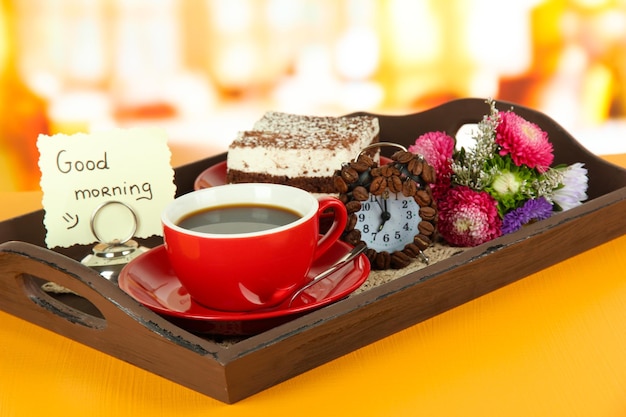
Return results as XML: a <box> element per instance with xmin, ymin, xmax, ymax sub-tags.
<box><xmin>351</xmin><ymin>242</ymin><xmax>467</xmax><ymax>296</ymax></box>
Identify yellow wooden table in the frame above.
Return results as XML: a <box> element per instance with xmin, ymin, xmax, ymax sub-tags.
<box><xmin>1</xmin><ymin>155</ymin><xmax>625</xmax><ymax>417</ymax></box>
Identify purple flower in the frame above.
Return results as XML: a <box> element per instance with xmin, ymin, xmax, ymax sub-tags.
<box><xmin>501</xmin><ymin>197</ymin><xmax>553</xmax><ymax>234</ymax></box>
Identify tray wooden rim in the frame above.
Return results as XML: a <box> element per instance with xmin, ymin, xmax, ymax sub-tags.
<box><xmin>2</xmin><ymin>98</ymin><xmax>626</xmax><ymax>403</ymax></box>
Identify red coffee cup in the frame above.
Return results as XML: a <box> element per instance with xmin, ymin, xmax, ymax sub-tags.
<box><xmin>162</xmin><ymin>183</ymin><xmax>348</xmax><ymax>311</ymax></box>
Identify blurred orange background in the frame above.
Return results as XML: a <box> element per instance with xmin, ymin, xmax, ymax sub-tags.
<box><xmin>2</xmin><ymin>0</ymin><xmax>626</xmax><ymax>192</ymax></box>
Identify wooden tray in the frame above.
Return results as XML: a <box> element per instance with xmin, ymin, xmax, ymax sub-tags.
<box><xmin>2</xmin><ymin>98</ymin><xmax>626</xmax><ymax>404</ymax></box>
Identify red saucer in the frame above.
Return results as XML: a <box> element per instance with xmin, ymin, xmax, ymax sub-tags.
<box><xmin>194</xmin><ymin>160</ymin><xmax>227</xmax><ymax>190</ymax></box>
<box><xmin>118</xmin><ymin>241</ymin><xmax>370</xmax><ymax>336</ymax></box>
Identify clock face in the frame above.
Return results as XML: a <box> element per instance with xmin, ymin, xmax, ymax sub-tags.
<box><xmin>354</xmin><ymin>192</ymin><xmax>421</xmax><ymax>253</ymax></box>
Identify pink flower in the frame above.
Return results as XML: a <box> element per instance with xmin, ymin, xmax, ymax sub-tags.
<box><xmin>409</xmin><ymin>131</ymin><xmax>455</xmax><ymax>200</ymax></box>
<box><xmin>495</xmin><ymin>111</ymin><xmax>554</xmax><ymax>173</ymax></box>
<box><xmin>438</xmin><ymin>186</ymin><xmax>502</xmax><ymax>247</ymax></box>
<box><xmin>409</xmin><ymin>131</ymin><xmax>454</xmax><ymax>175</ymax></box>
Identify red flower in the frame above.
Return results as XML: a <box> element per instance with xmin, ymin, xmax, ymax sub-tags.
<box><xmin>438</xmin><ymin>186</ymin><xmax>502</xmax><ymax>247</ymax></box>
<box><xmin>409</xmin><ymin>131</ymin><xmax>455</xmax><ymax>200</ymax></box>
<box><xmin>495</xmin><ymin>111</ymin><xmax>554</xmax><ymax>173</ymax></box>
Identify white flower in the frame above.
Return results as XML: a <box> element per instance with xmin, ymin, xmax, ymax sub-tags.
<box><xmin>491</xmin><ymin>171</ymin><xmax>522</xmax><ymax>197</ymax></box>
<box><xmin>550</xmin><ymin>163</ymin><xmax>588</xmax><ymax>211</ymax></box>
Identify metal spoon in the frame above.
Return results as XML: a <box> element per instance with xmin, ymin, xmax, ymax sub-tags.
<box><xmin>287</xmin><ymin>242</ymin><xmax>367</xmax><ymax>307</ymax></box>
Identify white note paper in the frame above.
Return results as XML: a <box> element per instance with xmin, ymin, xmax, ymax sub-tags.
<box><xmin>37</xmin><ymin>128</ymin><xmax>176</xmax><ymax>248</ymax></box>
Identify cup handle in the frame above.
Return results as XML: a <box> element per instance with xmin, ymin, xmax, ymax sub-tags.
<box><xmin>313</xmin><ymin>197</ymin><xmax>348</xmax><ymax>260</ymax></box>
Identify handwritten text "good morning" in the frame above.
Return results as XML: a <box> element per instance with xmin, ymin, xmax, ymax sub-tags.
<box><xmin>56</xmin><ymin>150</ymin><xmax>153</xmax><ymax>201</ymax></box>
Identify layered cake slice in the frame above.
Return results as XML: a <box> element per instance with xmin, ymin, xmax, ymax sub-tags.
<box><xmin>226</xmin><ymin>112</ymin><xmax>379</xmax><ymax>194</ymax></box>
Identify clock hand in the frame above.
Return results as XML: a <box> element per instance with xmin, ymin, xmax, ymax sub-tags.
<box><xmin>378</xmin><ymin>197</ymin><xmax>391</xmax><ymax>231</ymax></box>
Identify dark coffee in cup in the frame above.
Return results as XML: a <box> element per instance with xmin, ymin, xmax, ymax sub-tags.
<box><xmin>177</xmin><ymin>204</ymin><xmax>301</xmax><ymax>234</ymax></box>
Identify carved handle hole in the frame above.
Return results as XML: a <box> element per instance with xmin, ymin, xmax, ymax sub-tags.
<box><xmin>18</xmin><ymin>274</ymin><xmax>107</xmax><ymax>330</ymax></box>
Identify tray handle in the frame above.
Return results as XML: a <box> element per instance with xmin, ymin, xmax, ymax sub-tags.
<box><xmin>19</xmin><ymin>270</ymin><xmax>107</xmax><ymax>329</ymax></box>
<box><xmin>0</xmin><ymin>240</ymin><xmax>220</xmax><ymax>358</ymax></box>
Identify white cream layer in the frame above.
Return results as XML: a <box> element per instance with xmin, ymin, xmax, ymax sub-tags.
<box><xmin>227</xmin><ymin>144</ymin><xmax>364</xmax><ymax>178</ymax></box>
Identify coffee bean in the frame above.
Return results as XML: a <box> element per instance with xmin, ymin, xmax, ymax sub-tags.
<box><xmin>388</xmin><ymin>176</ymin><xmax>403</xmax><ymax>193</ymax></box>
<box><xmin>403</xmin><ymin>243</ymin><xmax>422</xmax><ymax>258</ymax></box>
<box><xmin>380</xmin><ymin>164</ymin><xmax>400</xmax><ymax>178</ymax></box>
<box><xmin>346</xmin><ymin>213</ymin><xmax>357</xmax><ymax>231</ymax></box>
<box><xmin>345</xmin><ymin>200</ymin><xmax>362</xmax><ymax>214</ymax></box>
<box><xmin>369</xmin><ymin>176</ymin><xmax>387</xmax><ymax>195</ymax></box>
<box><xmin>415</xmin><ymin>189</ymin><xmax>432</xmax><ymax>206</ymax></box>
<box><xmin>341</xmin><ymin>166</ymin><xmax>359</xmax><ymax>183</ymax></box>
<box><xmin>352</xmin><ymin>185</ymin><xmax>370</xmax><ymax>201</ymax></box>
<box><xmin>374</xmin><ymin>251</ymin><xmax>391</xmax><ymax>269</ymax></box>
<box><xmin>419</xmin><ymin>206</ymin><xmax>437</xmax><ymax>221</ymax></box>
<box><xmin>391</xmin><ymin>150</ymin><xmax>414</xmax><ymax>164</ymax></box>
<box><xmin>402</xmin><ymin>179</ymin><xmax>417</xmax><ymax>197</ymax></box>
<box><xmin>333</xmin><ymin>175</ymin><xmax>348</xmax><ymax>193</ymax></box>
<box><xmin>344</xmin><ymin>229</ymin><xmax>361</xmax><ymax>245</ymax></box>
<box><xmin>408</xmin><ymin>158</ymin><xmax>423</xmax><ymax>176</ymax></box>
<box><xmin>418</xmin><ymin>220</ymin><xmax>435</xmax><ymax>236</ymax></box>
<box><xmin>391</xmin><ymin>251</ymin><xmax>411</xmax><ymax>268</ymax></box>
<box><xmin>350</xmin><ymin>160</ymin><xmax>371</xmax><ymax>173</ymax></box>
<box><xmin>357</xmin><ymin>153</ymin><xmax>375</xmax><ymax>168</ymax></box>
<box><xmin>422</xmin><ymin>163</ymin><xmax>436</xmax><ymax>184</ymax></box>
<box><xmin>414</xmin><ymin>233</ymin><xmax>432</xmax><ymax>250</ymax></box>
